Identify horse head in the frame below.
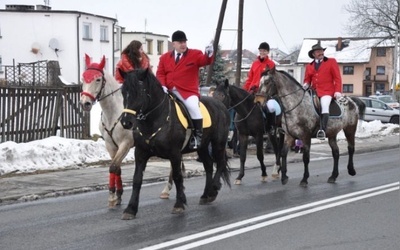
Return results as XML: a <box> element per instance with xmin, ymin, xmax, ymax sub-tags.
<box><xmin>213</xmin><ymin>78</ymin><xmax>230</xmax><ymax>108</ymax></box>
<box><xmin>80</xmin><ymin>54</ymin><xmax>107</xmax><ymax>111</ymax></box>
<box><xmin>120</xmin><ymin>68</ymin><xmax>166</xmax><ymax>129</ymax></box>
<box><xmin>259</xmin><ymin>67</ymin><xmax>279</xmax><ymax>99</ymax></box>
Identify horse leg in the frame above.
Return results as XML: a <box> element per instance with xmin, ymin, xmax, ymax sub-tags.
<box><xmin>160</xmin><ymin>161</ymin><xmax>186</xmax><ymax>199</ymax></box>
<box><xmin>121</xmin><ymin>152</ymin><xmax>149</xmax><ymax>220</ymax></box>
<box><xmin>344</xmin><ymin>131</ymin><xmax>357</xmax><ymax>176</ymax></box>
<box><xmin>108</xmin><ymin>145</ymin><xmax>131</xmax><ymax>207</ymax></box>
<box><xmin>327</xmin><ymin>137</ymin><xmax>340</xmax><ymax>183</ymax></box>
<box><xmin>199</xmin><ymin>146</ymin><xmax>215</xmax><ymax>204</ymax></box>
<box><xmin>170</xmin><ymin>156</ymin><xmax>187</xmax><ymax>214</ymax></box>
<box><xmin>160</xmin><ymin>166</ymin><xmax>173</xmax><ymax>199</ymax></box>
<box><xmin>235</xmin><ymin>134</ymin><xmax>249</xmax><ymax>185</ymax></box>
<box><xmin>281</xmin><ymin>136</ymin><xmax>295</xmax><ymax>185</ymax></box>
<box><xmin>269</xmin><ymin>133</ymin><xmax>281</xmax><ymax>179</ymax></box>
<box><xmin>255</xmin><ymin>134</ymin><xmax>267</xmax><ymax>182</ymax></box>
<box><xmin>300</xmin><ymin>144</ymin><xmax>311</xmax><ymax>187</ymax></box>
<box><xmin>108</xmin><ymin>163</ymin><xmax>120</xmax><ymax>207</ymax></box>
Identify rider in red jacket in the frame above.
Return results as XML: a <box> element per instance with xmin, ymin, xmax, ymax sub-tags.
<box><xmin>156</xmin><ymin>30</ymin><xmax>214</xmax><ymax>149</ymax></box>
<box><xmin>303</xmin><ymin>43</ymin><xmax>343</xmax><ymax>140</ymax></box>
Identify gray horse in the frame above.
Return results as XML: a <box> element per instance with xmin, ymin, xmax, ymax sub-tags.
<box><xmin>259</xmin><ymin>68</ymin><xmax>365</xmax><ymax>187</ymax></box>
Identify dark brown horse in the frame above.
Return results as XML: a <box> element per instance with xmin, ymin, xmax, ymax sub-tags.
<box><xmin>120</xmin><ymin>69</ymin><xmax>231</xmax><ymax>220</ymax></box>
<box><xmin>213</xmin><ymin>79</ymin><xmax>284</xmax><ymax>185</ymax></box>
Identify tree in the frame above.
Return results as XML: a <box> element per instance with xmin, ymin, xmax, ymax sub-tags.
<box><xmin>345</xmin><ymin>0</ymin><xmax>399</xmax><ymax>39</ymax></box>
<box><xmin>210</xmin><ymin>45</ymin><xmax>226</xmax><ymax>85</ymax></box>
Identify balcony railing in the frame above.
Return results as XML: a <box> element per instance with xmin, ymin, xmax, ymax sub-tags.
<box><xmin>374</xmin><ymin>74</ymin><xmax>388</xmax><ymax>81</ymax></box>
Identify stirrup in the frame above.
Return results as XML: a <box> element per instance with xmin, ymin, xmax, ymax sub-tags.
<box><xmin>189</xmin><ymin>136</ymin><xmax>199</xmax><ymax>149</ymax></box>
<box><xmin>316</xmin><ymin>130</ymin><xmax>326</xmax><ymax>140</ymax></box>
<box><xmin>269</xmin><ymin>127</ymin><xmax>276</xmax><ymax>136</ymax></box>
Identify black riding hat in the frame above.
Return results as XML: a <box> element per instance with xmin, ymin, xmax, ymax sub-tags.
<box><xmin>258</xmin><ymin>42</ymin><xmax>270</xmax><ymax>51</ymax></box>
<box><xmin>172</xmin><ymin>30</ymin><xmax>187</xmax><ymax>42</ymax></box>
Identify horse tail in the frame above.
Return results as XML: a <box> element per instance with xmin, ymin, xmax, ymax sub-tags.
<box><xmin>349</xmin><ymin>96</ymin><xmax>366</xmax><ymax>120</ymax></box>
<box><xmin>222</xmin><ymin>151</ymin><xmax>232</xmax><ymax>188</ymax></box>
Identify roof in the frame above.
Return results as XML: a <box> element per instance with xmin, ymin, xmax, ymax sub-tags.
<box><xmin>297</xmin><ymin>37</ymin><xmax>394</xmax><ymax>64</ymax></box>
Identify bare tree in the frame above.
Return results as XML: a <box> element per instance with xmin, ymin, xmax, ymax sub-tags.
<box><xmin>345</xmin><ymin>0</ymin><xmax>399</xmax><ymax>39</ymax></box>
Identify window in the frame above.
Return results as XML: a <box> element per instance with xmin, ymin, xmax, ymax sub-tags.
<box><xmin>100</xmin><ymin>25</ymin><xmax>108</xmax><ymax>42</ymax></box>
<box><xmin>343</xmin><ymin>66</ymin><xmax>354</xmax><ymax>75</ymax></box>
<box><xmin>83</xmin><ymin>22</ymin><xmax>92</xmax><ymax>40</ymax></box>
<box><xmin>287</xmin><ymin>69</ymin><xmax>294</xmax><ymax>76</ymax></box>
<box><xmin>376</xmin><ymin>66</ymin><xmax>385</xmax><ymax>75</ymax></box>
<box><xmin>343</xmin><ymin>84</ymin><xmax>353</xmax><ymax>93</ymax></box>
<box><xmin>146</xmin><ymin>39</ymin><xmax>153</xmax><ymax>55</ymax></box>
<box><xmin>114</xmin><ymin>27</ymin><xmax>121</xmax><ymax>51</ymax></box>
<box><xmin>157</xmin><ymin>40</ymin><xmax>164</xmax><ymax>55</ymax></box>
<box><xmin>376</xmin><ymin>47</ymin><xmax>386</xmax><ymax>57</ymax></box>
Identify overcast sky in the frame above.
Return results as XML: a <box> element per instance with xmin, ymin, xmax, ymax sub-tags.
<box><xmin>2</xmin><ymin>0</ymin><xmax>352</xmax><ymax>53</ymax></box>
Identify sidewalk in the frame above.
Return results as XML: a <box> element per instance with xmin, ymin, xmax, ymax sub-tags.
<box><xmin>0</xmin><ymin>135</ymin><xmax>398</xmax><ymax>205</ymax></box>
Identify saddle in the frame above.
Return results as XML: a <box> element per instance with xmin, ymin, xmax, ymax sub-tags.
<box><xmin>310</xmin><ymin>89</ymin><xmax>343</xmax><ymax>117</ymax></box>
<box><xmin>167</xmin><ymin>93</ymin><xmax>212</xmax><ymax>150</ymax></box>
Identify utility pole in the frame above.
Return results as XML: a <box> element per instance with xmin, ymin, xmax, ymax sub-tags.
<box><xmin>235</xmin><ymin>0</ymin><xmax>244</xmax><ymax>87</ymax></box>
<box><xmin>206</xmin><ymin>0</ymin><xmax>228</xmax><ymax>85</ymax></box>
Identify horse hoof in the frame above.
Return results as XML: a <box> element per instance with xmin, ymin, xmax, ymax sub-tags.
<box><xmin>299</xmin><ymin>181</ymin><xmax>308</xmax><ymax>187</ymax></box>
<box><xmin>348</xmin><ymin>169</ymin><xmax>356</xmax><ymax>176</ymax></box>
<box><xmin>327</xmin><ymin>177</ymin><xmax>336</xmax><ymax>183</ymax></box>
<box><xmin>159</xmin><ymin>192</ymin><xmax>170</xmax><ymax>199</ymax></box>
<box><xmin>261</xmin><ymin>176</ymin><xmax>268</xmax><ymax>183</ymax></box>
<box><xmin>108</xmin><ymin>196</ymin><xmax>118</xmax><ymax>208</ymax></box>
<box><xmin>207</xmin><ymin>196</ymin><xmax>217</xmax><ymax>203</ymax></box>
<box><xmin>116</xmin><ymin>198</ymin><xmax>122</xmax><ymax>206</ymax></box>
<box><xmin>234</xmin><ymin>179</ymin><xmax>242</xmax><ymax>185</ymax></box>
<box><xmin>121</xmin><ymin>213</ymin><xmax>135</xmax><ymax>220</ymax></box>
<box><xmin>281</xmin><ymin>178</ymin><xmax>289</xmax><ymax>185</ymax></box>
<box><xmin>271</xmin><ymin>174</ymin><xmax>280</xmax><ymax>180</ymax></box>
<box><xmin>171</xmin><ymin>207</ymin><xmax>184</xmax><ymax>214</ymax></box>
<box><xmin>199</xmin><ymin>198</ymin><xmax>208</xmax><ymax>205</ymax></box>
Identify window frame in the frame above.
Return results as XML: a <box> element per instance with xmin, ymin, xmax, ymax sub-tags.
<box><xmin>82</xmin><ymin>22</ymin><xmax>93</xmax><ymax>40</ymax></box>
<box><xmin>342</xmin><ymin>83</ymin><xmax>353</xmax><ymax>93</ymax></box>
<box><xmin>146</xmin><ymin>39</ymin><xmax>153</xmax><ymax>55</ymax></box>
<box><xmin>376</xmin><ymin>47</ymin><xmax>386</xmax><ymax>57</ymax></box>
<box><xmin>343</xmin><ymin>66</ymin><xmax>354</xmax><ymax>75</ymax></box>
<box><xmin>100</xmin><ymin>25</ymin><xmax>109</xmax><ymax>42</ymax></box>
<box><xmin>376</xmin><ymin>66</ymin><xmax>385</xmax><ymax>75</ymax></box>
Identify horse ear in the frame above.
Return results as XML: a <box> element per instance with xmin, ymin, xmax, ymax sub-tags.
<box><xmin>85</xmin><ymin>54</ymin><xmax>91</xmax><ymax>68</ymax></box>
<box><xmin>224</xmin><ymin>78</ymin><xmax>229</xmax><ymax>88</ymax></box>
<box><xmin>99</xmin><ymin>55</ymin><xmax>106</xmax><ymax>70</ymax></box>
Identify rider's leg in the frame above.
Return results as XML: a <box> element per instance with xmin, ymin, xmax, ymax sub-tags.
<box><xmin>317</xmin><ymin>95</ymin><xmax>332</xmax><ymax>139</ymax></box>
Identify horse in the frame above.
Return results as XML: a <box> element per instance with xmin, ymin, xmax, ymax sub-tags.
<box><xmin>213</xmin><ymin>79</ymin><xmax>283</xmax><ymax>185</ymax></box>
<box><xmin>79</xmin><ymin>54</ymin><xmax>183</xmax><ymax>207</ymax></box>
<box><xmin>259</xmin><ymin>68</ymin><xmax>366</xmax><ymax>187</ymax></box>
<box><xmin>119</xmin><ymin>68</ymin><xmax>231</xmax><ymax>220</ymax></box>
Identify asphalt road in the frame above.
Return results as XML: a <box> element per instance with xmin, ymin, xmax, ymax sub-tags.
<box><xmin>0</xmin><ymin>148</ymin><xmax>398</xmax><ymax>250</ymax></box>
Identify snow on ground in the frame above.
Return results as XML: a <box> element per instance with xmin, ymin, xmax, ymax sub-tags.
<box><xmin>0</xmin><ymin>120</ymin><xmax>398</xmax><ymax>176</ymax></box>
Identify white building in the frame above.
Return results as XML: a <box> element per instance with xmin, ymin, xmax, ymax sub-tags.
<box><xmin>0</xmin><ymin>4</ymin><xmax>118</xmax><ymax>84</ymax></box>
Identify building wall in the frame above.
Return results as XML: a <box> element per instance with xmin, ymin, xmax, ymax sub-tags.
<box><xmin>0</xmin><ymin>10</ymin><xmax>115</xmax><ymax>84</ymax></box>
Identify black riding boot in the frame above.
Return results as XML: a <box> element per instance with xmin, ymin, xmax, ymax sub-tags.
<box><xmin>317</xmin><ymin>113</ymin><xmax>329</xmax><ymax>140</ymax></box>
<box><xmin>190</xmin><ymin>119</ymin><xmax>203</xmax><ymax>149</ymax></box>
<box><xmin>266</xmin><ymin>111</ymin><xmax>276</xmax><ymax>135</ymax></box>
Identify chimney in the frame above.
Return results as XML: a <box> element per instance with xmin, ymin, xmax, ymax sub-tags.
<box><xmin>336</xmin><ymin>37</ymin><xmax>343</xmax><ymax>51</ymax></box>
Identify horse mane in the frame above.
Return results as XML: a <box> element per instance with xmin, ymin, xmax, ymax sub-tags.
<box><xmin>261</xmin><ymin>68</ymin><xmax>303</xmax><ymax>88</ymax></box>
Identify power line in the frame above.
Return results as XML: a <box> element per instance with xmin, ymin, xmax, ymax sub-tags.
<box><xmin>264</xmin><ymin>0</ymin><xmax>289</xmax><ymax>52</ymax></box>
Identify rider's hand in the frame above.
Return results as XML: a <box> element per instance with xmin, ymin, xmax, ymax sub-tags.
<box><xmin>250</xmin><ymin>85</ymin><xmax>258</xmax><ymax>93</ymax></box>
<box><xmin>303</xmin><ymin>83</ymin><xmax>310</xmax><ymax>90</ymax></box>
<box><xmin>205</xmin><ymin>43</ymin><xmax>214</xmax><ymax>57</ymax></box>
<box><xmin>334</xmin><ymin>92</ymin><xmax>342</xmax><ymax>98</ymax></box>
<box><xmin>162</xmin><ymin>86</ymin><xmax>168</xmax><ymax>94</ymax></box>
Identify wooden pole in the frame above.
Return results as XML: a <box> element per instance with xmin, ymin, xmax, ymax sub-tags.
<box><xmin>235</xmin><ymin>0</ymin><xmax>244</xmax><ymax>87</ymax></box>
<box><xmin>206</xmin><ymin>0</ymin><xmax>228</xmax><ymax>85</ymax></box>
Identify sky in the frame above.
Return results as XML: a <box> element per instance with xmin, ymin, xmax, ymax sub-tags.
<box><xmin>1</xmin><ymin>0</ymin><xmax>353</xmax><ymax>53</ymax></box>
<box><xmin>0</xmin><ymin>120</ymin><xmax>399</xmax><ymax>176</ymax></box>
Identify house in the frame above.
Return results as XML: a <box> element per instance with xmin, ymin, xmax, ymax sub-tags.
<box><xmin>0</xmin><ymin>4</ymin><xmax>118</xmax><ymax>84</ymax></box>
<box><xmin>298</xmin><ymin>37</ymin><xmax>395</xmax><ymax>96</ymax></box>
<box><xmin>119</xmin><ymin>31</ymin><xmax>169</xmax><ymax>73</ymax></box>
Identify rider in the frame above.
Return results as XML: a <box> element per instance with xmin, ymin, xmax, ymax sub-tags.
<box><xmin>156</xmin><ymin>30</ymin><xmax>214</xmax><ymax>149</ymax></box>
<box><xmin>243</xmin><ymin>42</ymin><xmax>279</xmax><ymax>134</ymax></box>
<box><xmin>115</xmin><ymin>40</ymin><xmax>151</xmax><ymax>83</ymax></box>
<box><xmin>303</xmin><ymin>43</ymin><xmax>342</xmax><ymax>140</ymax></box>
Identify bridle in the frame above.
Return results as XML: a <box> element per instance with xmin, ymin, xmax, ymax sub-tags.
<box><xmin>223</xmin><ymin>86</ymin><xmax>258</xmax><ymax>122</ymax></box>
<box><xmin>81</xmin><ymin>68</ymin><xmax>121</xmax><ymax>103</ymax></box>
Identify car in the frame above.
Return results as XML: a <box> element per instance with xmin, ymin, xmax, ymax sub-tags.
<box><xmin>199</xmin><ymin>85</ymin><xmax>216</xmax><ymax>97</ymax></box>
<box><xmin>358</xmin><ymin>97</ymin><xmax>399</xmax><ymax>124</ymax></box>
<box><xmin>368</xmin><ymin>94</ymin><xmax>399</xmax><ymax>109</ymax></box>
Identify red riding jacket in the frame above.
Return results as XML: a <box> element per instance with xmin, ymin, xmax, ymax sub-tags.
<box><xmin>243</xmin><ymin>56</ymin><xmax>275</xmax><ymax>92</ymax></box>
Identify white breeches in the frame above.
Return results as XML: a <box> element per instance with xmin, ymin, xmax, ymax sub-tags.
<box><xmin>320</xmin><ymin>95</ymin><xmax>332</xmax><ymax>114</ymax></box>
<box><xmin>171</xmin><ymin>88</ymin><xmax>202</xmax><ymax>119</ymax></box>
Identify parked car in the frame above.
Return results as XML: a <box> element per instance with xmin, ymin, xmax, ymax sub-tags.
<box><xmin>359</xmin><ymin>97</ymin><xmax>399</xmax><ymax>124</ymax></box>
<box><xmin>368</xmin><ymin>94</ymin><xmax>399</xmax><ymax>109</ymax></box>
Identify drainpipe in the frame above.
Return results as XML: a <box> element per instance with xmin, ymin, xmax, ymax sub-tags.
<box><xmin>112</xmin><ymin>20</ymin><xmax>116</xmax><ymax>75</ymax></box>
<box><xmin>76</xmin><ymin>13</ymin><xmax>81</xmax><ymax>84</ymax></box>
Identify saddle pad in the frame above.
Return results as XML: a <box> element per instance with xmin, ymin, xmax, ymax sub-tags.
<box><xmin>174</xmin><ymin>102</ymin><xmax>212</xmax><ymax>129</ymax></box>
